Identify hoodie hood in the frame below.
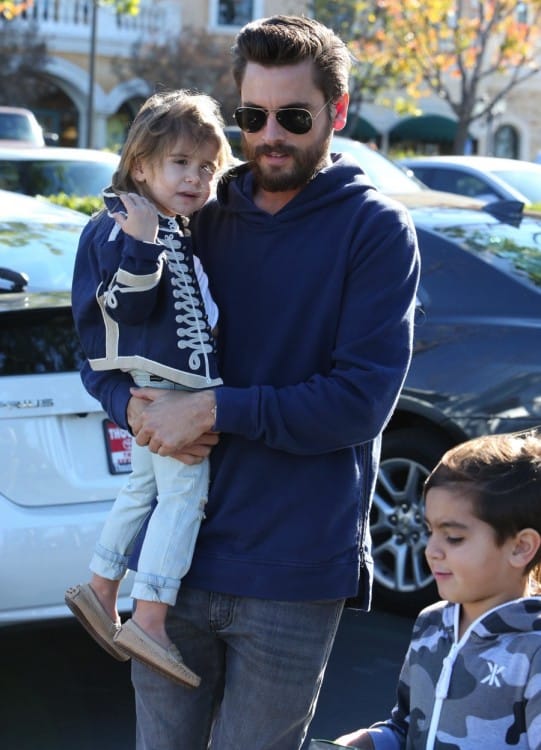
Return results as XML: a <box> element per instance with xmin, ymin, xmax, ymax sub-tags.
<box><xmin>440</xmin><ymin>597</ymin><xmax>541</xmax><ymax>642</ymax></box>
<box><xmin>215</xmin><ymin>151</ymin><xmax>376</xmax><ymax>225</ymax></box>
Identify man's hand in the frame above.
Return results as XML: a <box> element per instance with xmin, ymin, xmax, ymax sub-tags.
<box><xmin>171</xmin><ymin>431</ymin><xmax>219</xmax><ymax>464</ymax></box>
<box><xmin>130</xmin><ymin>387</ymin><xmax>217</xmax><ymax>457</ymax></box>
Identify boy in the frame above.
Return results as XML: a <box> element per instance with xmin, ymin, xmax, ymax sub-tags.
<box><xmin>335</xmin><ymin>431</ymin><xmax>541</xmax><ymax>749</ymax></box>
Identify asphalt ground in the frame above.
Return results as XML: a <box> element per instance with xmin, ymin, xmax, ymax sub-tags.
<box><xmin>0</xmin><ymin>606</ymin><xmax>414</xmax><ymax>750</ymax></box>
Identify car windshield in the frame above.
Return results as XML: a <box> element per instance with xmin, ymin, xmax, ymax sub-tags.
<box><xmin>224</xmin><ymin>126</ymin><xmax>423</xmax><ymax>195</ymax></box>
<box><xmin>0</xmin><ymin>113</ymin><xmax>38</xmax><ymax>142</ymax></box>
<box><xmin>492</xmin><ymin>169</ymin><xmax>541</xmax><ymax>204</ymax></box>
<box><xmin>0</xmin><ymin>214</ymin><xmax>83</xmax><ymax>291</ymax></box>
<box><xmin>433</xmin><ymin>211</ymin><xmax>541</xmax><ymax>290</ymax></box>
<box><xmin>331</xmin><ymin>138</ymin><xmax>423</xmax><ymax>194</ymax></box>
<box><xmin>0</xmin><ymin>158</ymin><xmax>114</xmax><ymax>197</ymax></box>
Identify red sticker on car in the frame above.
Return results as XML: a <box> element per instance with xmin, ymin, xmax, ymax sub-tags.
<box><xmin>103</xmin><ymin>419</ymin><xmax>132</xmax><ymax>474</ymax></box>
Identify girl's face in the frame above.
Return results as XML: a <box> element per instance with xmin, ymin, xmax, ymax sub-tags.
<box><xmin>133</xmin><ymin>137</ymin><xmax>220</xmax><ymax>217</ymax></box>
<box><xmin>424</xmin><ymin>487</ymin><xmax>528</xmax><ymax>630</ymax></box>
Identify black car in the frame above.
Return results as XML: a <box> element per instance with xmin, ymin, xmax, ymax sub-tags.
<box><xmin>226</xmin><ymin>132</ymin><xmax>541</xmax><ymax>612</ymax></box>
<box><xmin>373</xmin><ymin>194</ymin><xmax>541</xmax><ymax>613</ymax></box>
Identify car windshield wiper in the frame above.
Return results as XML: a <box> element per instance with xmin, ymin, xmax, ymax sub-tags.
<box><xmin>0</xmin><ymin>267</ymin><xmax>29</xmax><ymax>293</ymax></box>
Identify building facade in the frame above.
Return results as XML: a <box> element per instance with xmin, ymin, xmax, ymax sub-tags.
<box><xmin>13</xmin><ymin>0</ymin><xmax>308</xmax><ymax>149</ymax></box>
<box><xmin>9</xmin><ymin>0</ymin><xmax>541</xmax><ymax>160</ymax></box>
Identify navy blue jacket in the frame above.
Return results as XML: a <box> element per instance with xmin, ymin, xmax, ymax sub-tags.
<box><xmin>72</xmin><ymin>191</ymin><xmax>221</xmax><ymax>389</ymax></box>
<box><xmin>80</xmin><ymin>154</ymin><xmax>420</xmax><ymax>605</ymax></box>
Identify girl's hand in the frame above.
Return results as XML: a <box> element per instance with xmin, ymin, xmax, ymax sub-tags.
<box><xmin>111</xmin><ymin>192</ymin><xmax>159</xmax><ymax>243</ymax></box>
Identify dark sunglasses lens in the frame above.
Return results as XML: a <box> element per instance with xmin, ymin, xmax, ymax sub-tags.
<box><xmin>234</xmin><ymin>108</ymin><xmax>267</xmax><ymax>133</ymax></box>
<box><xmin>276</xmin><ymin>109</ymin><xmax>312</xmax><ymax>134</ymax></box>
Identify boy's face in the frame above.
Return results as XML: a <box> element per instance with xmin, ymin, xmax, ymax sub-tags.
<box><xmin>133</xmin><ymin>137</ymin><xmax>219</xmax><ymax>217</ymax></box>
<box><xmin>424</xmin><ymin>487</ymin><xmax>527</xmax><ymax>626</ymax></box>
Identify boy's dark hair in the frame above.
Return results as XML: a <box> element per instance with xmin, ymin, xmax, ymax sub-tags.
<box><xmin>231</xmin><ymin>15</ymin><xmax>351</xmax><ymax>104</ymax></box>
<box><xmin>424</xmin><ymin>431</ymin><xmax>541</xmax><ymax>580</ymax></box>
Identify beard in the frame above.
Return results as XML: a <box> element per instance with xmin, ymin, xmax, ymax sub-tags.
<box><xmin>241</xmin><ymin>129</ymin><xmax>333</xmax><ymax>192</ymax></box>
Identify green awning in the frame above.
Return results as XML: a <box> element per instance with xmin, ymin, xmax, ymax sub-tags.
<box><xmin>346</xmin><ymin>116</ymin><xmax>380</xmax><ymax>141</ymax></box>
<box><xmin>390</xmin><ymin>114</ymin><xmax>458</xmax><ymax>143</ymax></box>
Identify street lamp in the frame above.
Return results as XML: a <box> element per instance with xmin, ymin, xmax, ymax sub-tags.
<box><xmin>86</xmin><ymin>0</ymin><xmax>98</xmax><ymax>148</ymax></box>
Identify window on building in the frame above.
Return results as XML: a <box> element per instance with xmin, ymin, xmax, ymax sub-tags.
<box><xmin>516</xmin><ymin>2</ymin><xmax>528</xmax><ymax>24</ymax></box>
<box><xmin>494</xmin><ymin>125</ymin><xmax>519</xmax><ymax>159</ymax></box>
<box><xmin>211</xmin><ymin>0</ymin><xmax>263</xmax><ymax>28</ymax></box>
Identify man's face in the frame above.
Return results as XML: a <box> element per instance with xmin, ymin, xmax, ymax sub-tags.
<box><xmin>238</xmin><ymin>60</ymin><xmax>335</xmax><ymax>193</ymax></box>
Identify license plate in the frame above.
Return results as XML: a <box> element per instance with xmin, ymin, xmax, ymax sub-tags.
<box><xmin>103</xmin><ymin>419</ymin><xmax>133</xmax><ymax>474</ymax></box>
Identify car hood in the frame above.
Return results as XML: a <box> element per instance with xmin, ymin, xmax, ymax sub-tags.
<box><xmin>390</xmin><ymin>189</ymin><xmax>486</xmax><ymax>210</ymax></box>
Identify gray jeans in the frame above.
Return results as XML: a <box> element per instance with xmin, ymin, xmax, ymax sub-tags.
<box><xmin>132</xmin><ymin>587</ymin><xmax>345</xmax><ymax>750</ymax></box>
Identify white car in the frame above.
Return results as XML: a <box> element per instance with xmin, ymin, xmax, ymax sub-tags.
<box><xmin>0</xmin><ymin>145</ymin><xmax>119</xmax><ymax>198</ymax></box>
<box><xmin>0</xmin><ymin>190</ymin><xmax>132</xmax><ymax>626</ymax></box>
<box><xmin>0</xmin><ymin>145</ymin><xmax>422</xmax><ymax>626</ymax></box>
<box><xmin>225</xmin><ymin>127</ymin><xmax>424</xmax><ymax>195</ymax></box>
<box><xmin>0</xmin><ymin>106</ymin><xmax>45</xmax><ymax>148</ymax></box>
<box><xmin>399</xmin><ymin>155</ymin><xmax>541</xmax><ymax>205</ymax></box>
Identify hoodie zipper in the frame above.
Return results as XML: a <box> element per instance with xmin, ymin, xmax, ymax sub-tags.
<box><xmin>425</xmin><ymin>641</ymin><xmax>460</xmax><ymax>750</ymax></box>
<box><xmin>425</xmin><ymin>605</ymin><xmax>466</xmax><ymax>750</ymax></box>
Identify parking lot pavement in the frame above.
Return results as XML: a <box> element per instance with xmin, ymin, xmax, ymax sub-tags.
<box><xmin>1</xmin><ymin>607</ymin><xmax>413</xmax><ymax>750</ymax></box>
<box><xmin>305</xmin><ymin>607</ymin><xmax>413</xmax><ymax>745</ymax></box>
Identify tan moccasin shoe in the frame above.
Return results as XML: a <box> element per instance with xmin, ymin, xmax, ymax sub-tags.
<box><xmin>64</xmin><ymin>583</ymin><xmax>130</xmax><ymax>662</ymax></box>
<box><xmin>114</xmin><ymin>618</ymin><xmax>200</xmax><ymax>688</ymax></box>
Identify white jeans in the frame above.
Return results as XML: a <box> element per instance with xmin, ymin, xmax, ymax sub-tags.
<box><xmin>90</xmin><ymin>371</ymin><xmax>209</xmax><ymax>605</ymax></box>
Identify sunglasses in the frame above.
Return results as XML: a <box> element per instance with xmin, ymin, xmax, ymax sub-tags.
<box><xmin>233</xmin><ymin>101</ymin><xmax>331</xmax><ymax>135</ymax></box>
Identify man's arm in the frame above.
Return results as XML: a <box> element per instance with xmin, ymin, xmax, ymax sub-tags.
<box><xmin>130</xmin><ymin>211</ymin><xmax>420</xmax><ymax>458</ymax></box>
<box><xmin>91</xmin><ymin>196</ymin><xmax>420</xmax><ymax>459</ymax></box>
<box><xmin>81</xmin><ymin>362</ymin><xmax>218</xmax><ymax>462</ymax></box>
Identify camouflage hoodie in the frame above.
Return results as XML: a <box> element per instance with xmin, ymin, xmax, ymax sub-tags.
<box><xmin>368</xmin><ymin>598</ymin><xmax>541</xmax><ymax>750</ymax></box>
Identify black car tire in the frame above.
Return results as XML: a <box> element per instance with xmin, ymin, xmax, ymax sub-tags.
<box><xmin>371</xmin><ymin>427</ymin><xmax>454</xmax><ymax>616</ymax></box>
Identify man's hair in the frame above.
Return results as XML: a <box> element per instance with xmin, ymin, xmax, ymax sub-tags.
<box><xmin>231</xmin><ymin>15</ymin><xmax>351</xmax><ymax>103</ymax></box>
<box><xmin>424</xmin><ymin>431</ymin><xmax>541</xmax><ymax>581</ymax></box>
<box><xmin>112</xmin><ymin>89</ymin><xmax>232</xmax><ymax>194</ymax></box>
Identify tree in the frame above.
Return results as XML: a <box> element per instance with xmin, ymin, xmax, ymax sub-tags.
<box><xmin>341</xmin><ymin>0</ymin><xmax>541</xmax><ymax>153</ymax></box>
<box><xmin>0</xmin><ymin>1</ymin><xmax>32</xmax><ymax>19</ymax></box>
<box><xmin>0</xmin><ymin>0</ymin><xmax>140</xmax><ymax>17</ymax></box>
<box><xmin>0</xmin><ymin>6</ymin><xmax>50</xmax><ymax>106</ymax></box>
<box><xmin>114</xmin><ymin>29</ymin><xmax>238</xmax><ymax>122</ymax></box>
<box><xmin>309</xmin><ymin>0</ymin><xmax>418</xmax><ymax>138</ymax></box>
<box><xmin>100</xmin><ymin>0</ymin><xmax>140</xmax><ymax>13</ymax></box>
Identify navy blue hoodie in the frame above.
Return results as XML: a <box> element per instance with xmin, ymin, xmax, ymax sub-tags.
<box><xmin>80</xmin><ymin>153</ymin><xmax>420</xmax><ymax>605</ymax></box>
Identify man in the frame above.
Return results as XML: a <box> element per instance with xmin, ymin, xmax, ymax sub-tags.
<box><xmin>81</xmin><ymin>15</ymin><xmax>420</xmax><ymax>750</ymax></box>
